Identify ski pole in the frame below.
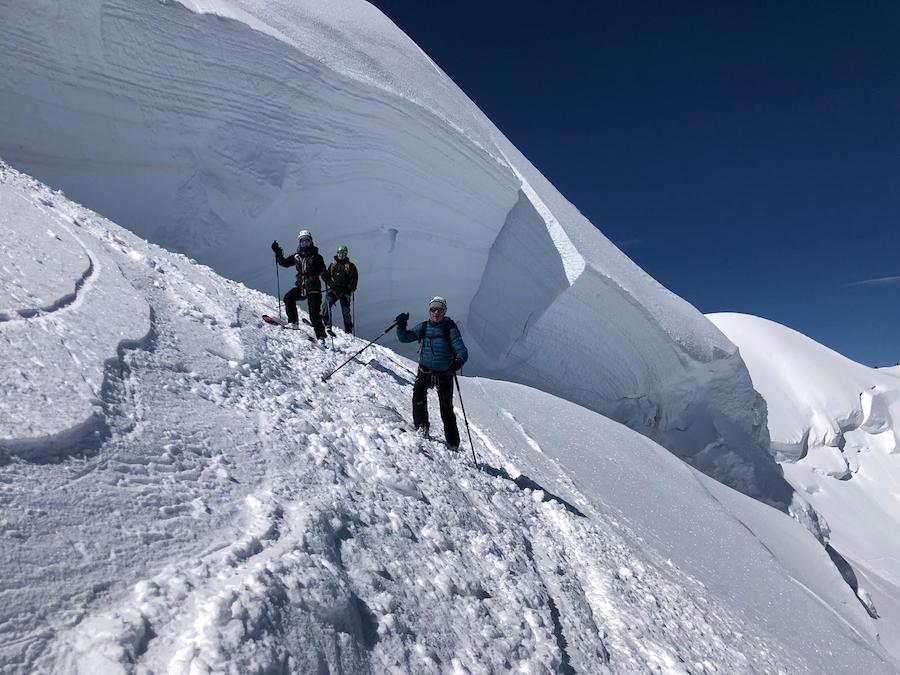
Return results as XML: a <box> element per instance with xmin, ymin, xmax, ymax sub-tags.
<box><xmin>351</xmin><ymin>292</ymin><xmax>355</xmax><ymax>336</ymax></box>
<box><xmin>324</xmin><ymin>280</ymin><xmax>334</xmax><ymax>349</ymax></box>
<box><xmin>453</xmin><ymin>372</ymin><xmax>479</xmax><ymax>468</ymax></box>
<box><xmin>321</xmin><ymin>321</ymin><xmax>398</xmax><ymax>382</ymax></box>
<box><xmin>275</xmin><ymin>254</ymin><xmax>283</xmax><ymax>321</ymax></box>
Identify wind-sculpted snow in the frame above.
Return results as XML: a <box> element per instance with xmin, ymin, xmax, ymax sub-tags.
<box><xmin>1</xmin><ymin>167</ymin><xmax>895</xmax><ymax>673</ymax></box>
<box><xmin>0</xmin><ymin>169</ymin><xmax>150</xmax><ymax>462</ymax></box>
<box><xmin>710</xmin><ymin>312</ymin><xmax>900</xmax><ymax>654</ymax></box>
<box><xmin>0</xmin><ymin>0</ymin><xmax>789</xmax><ymax>503</ymax></box>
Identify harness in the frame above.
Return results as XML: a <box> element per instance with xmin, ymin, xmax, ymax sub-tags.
<box><xmin>296</xmin><ymin>250</ymin><xmax>320</xmax><ymax>295</ymax></box>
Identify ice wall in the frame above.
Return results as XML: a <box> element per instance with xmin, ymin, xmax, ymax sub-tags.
<box><xmin>0</xmin><ymin>0</ymin><xmax>789</xmax><ymax>503</ymax></box>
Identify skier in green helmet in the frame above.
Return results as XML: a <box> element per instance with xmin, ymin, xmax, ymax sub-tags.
<box><xmin>325</xmin><ymin>244</ymin><xmax>358</xmax><ymax>334</ymax></box>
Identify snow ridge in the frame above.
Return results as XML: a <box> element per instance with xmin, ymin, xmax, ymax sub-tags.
<box><xmin>503</xmin><ymin>153</ymin><xmax>585</xmax><ymax>284</ymax></box>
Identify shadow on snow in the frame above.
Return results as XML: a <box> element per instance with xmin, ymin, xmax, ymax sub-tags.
<box><xmin>476</xmin><ymin>463</ymin><xmax>586</xmax><ymax>519</ymax></box>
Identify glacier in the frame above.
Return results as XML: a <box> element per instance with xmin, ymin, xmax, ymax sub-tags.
<box><xmin>0</xmin><ymin>161</ymin><xmax>894</xmax><ymax>673</ymax></box>
<box><xmin>710</xmin><ymin>312</ymin><xmax>900</xmax><ymax>656</ymax></box>
<box><xmin>0</xmin><ymin>0</ymin><xmax>791</xmax><ymax>505</ymax></box>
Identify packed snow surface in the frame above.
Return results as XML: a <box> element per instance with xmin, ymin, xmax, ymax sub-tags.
<box><xmin>1</xmin><ymin>165</ymin><xmax>895</xmax><ymax>673</ymax></box>
<box><xmin>710</xmin><ymin>312</ymin><xmax>900</xmax><ymax>654</ymax></box>
<box><xmin>0</xmin><ymin>0</ymin><xmax>788</xmax><ymax>503</ymax></box>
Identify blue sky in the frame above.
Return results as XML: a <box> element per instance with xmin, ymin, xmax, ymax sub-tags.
<box><xmin>371</xmin><ymin>1</ymin><xmax>900</xmax><ymax>367</ymax></box>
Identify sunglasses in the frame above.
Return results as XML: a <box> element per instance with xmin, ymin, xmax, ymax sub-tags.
<box><xmin>429</xmin><ymin>307</ymin><xmax>445</xmax><ymax>314</ymax></box>
<box><xmin>299</xmin><ymin>239</ymin><xmax>311</xmax><ymax>247</ymax></box>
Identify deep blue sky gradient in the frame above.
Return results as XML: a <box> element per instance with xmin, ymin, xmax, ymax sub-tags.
<box><xmin>371</xmin><ymin>1</ymin><xmax>900</xmax><ymax>366</ymax></box>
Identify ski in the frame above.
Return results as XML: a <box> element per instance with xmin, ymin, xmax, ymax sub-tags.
<box><xmin>262</xmin><ymin>314</ymin><xmax>304</xmax><ymax>331</ymax></box>
<box><xmin>262</xmin><ymin>313</ymin><xmax>286</xmax><ymax>327</ymax></box>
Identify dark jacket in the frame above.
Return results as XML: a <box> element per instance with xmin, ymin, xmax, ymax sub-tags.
<box><xmin>327</xmin><ymin>256</ymin><xmax>358</xmax><ymax>295</ymax></box>
<box><xmin>277</xmin><ymin>244</ymin><xmax>326</xmax><ymax>295</ymax></box>
<box><xmin>397</xmin><ymin>317</ymin><xmax>468</xmax><ymax>373</ymax></box>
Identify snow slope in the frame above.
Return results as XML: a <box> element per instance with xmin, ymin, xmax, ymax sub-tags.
<box><xmin>0</xmin><ymin>179</ymin><xmax>150</xmax><ymax>461</ymax></box>
<box><xmin>0</xmin><ymin>0</ymin><xmax>788</xmax><ymax>504</ymax></box>
<box><xmin>1</xmin><ymin>166</ymin><xmax>894</xmax><ymax>673</ymax></box>
<box><xmin>709</xmin><ymin>312</ymin><xmax>900</xmax><ymax>653</ymax></box>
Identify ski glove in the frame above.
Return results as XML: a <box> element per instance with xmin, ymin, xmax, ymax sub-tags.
<box><xmin>271</xmin><ymin>240</ymin><xmax>283</xmax><ymax>256</ymax></box>
<box><xmin>448</xmin><ymin>356</ymin><xmax>464</xmax><ymax>372</ymax></box>
<box><xmin>395</xmin><ymin>312</ymin><xmax>409</xmax><ymax>329</ymax></box>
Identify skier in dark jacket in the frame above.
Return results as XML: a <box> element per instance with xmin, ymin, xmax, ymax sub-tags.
<box><xmin>325</xmin><ymin>244</ymin><xmax>358</xmax><ymax>334</ymax></box>
<box><xmin>395</xmin><ymin>296</ymin><xmax>468</xmax><ymax>448</ymax></box>
<box><xmin>271</xmin><ymin>229</ymin><xmax>328</xmax><ymax>339</ymax></box>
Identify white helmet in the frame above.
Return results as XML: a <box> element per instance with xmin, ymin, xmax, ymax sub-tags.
<box><xmin>297</xmin><ymin>229</ymin><xmax>312</xmax><ymax>241</ymax></box>
<box><xmin>428</xmin><ymin>296</ymin><xmax>447</xmax><ymax>312</ymax></box>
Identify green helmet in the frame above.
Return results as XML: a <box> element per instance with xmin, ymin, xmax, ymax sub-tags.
<box><xmin>337</xmin><ymin>244</ymin><xmax>348</xmax><ymax>253</ymax></box>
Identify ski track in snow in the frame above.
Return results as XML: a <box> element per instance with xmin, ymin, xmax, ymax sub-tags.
<box><xmin>499</xmin><ymin>408</ymin><xmax>544</xmax><ymax>456</ymax></box>
<box><xmin>50</xmin><ymin>324</ymin><xmax>776</xmax><ymax>674</ymax></box>
<box><xmin>0</xmin><ymin>165</ymin><xmax>811</xmax><ymax>674</ymax></box>
<box><xmin>0</xmin><ymin>190</ymin><xmax>96</xmax><ymax>322</ymax></box>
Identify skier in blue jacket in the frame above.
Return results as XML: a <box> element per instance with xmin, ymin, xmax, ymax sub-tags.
<box><xmin>395</xmin><ymin>296</ymin><xmax>468</xmax><ymax>448</ymax></box>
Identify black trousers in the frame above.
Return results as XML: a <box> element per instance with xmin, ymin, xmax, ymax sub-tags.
<box><xmin>284</xmin><ymin>287</ymin><xmax>326</xmax><ymax>339</ymax></box>
<box><xmin>325</xmin><ymin>291</ymin><xmax>353</xmax><ymax>333</ymax></box>
<box><xmin>412</xmin><ymin>369</ymin><xmax>460</xmax><ymax>447</ymax></box>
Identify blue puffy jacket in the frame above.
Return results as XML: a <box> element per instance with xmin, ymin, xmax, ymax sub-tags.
<box><xmin>397</xmin><ymin>318</ymin><xmax>468</xmax><ymax>373</ymax></box>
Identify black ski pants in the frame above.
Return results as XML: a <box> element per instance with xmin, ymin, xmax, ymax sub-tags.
<box><xmin>325</xmin><ymin>290</ymin><xmax>353</xmax><ymax>334</ymax></box>
<box><xmin>412</xmin><ymin>368</ymin><xmax>460</xmax><ymax>447</ymax></box>
<box><xmin>284</xmin><ymin>287</ymin><xmax>326</xmax><ymax>339</ymax></box>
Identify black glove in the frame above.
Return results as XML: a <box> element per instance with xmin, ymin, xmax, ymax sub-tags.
<box><xmin>395</xmin><ymin>312</ymin><xmax>409</xmax><ymax>329</ymax></box>
<box><xmin>271</xmin><ymin>240</ymin><xmax>283</xmax><ymax>256</ymax></box>
<box><xmin>448</xmin><ymin>356</ymin><xmax>463</xmax><ymax>372</ymax></box>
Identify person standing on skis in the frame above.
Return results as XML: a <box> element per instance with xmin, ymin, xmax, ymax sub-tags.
<box><xmin>325</xmin><ymin>244</ymin><xmax>358</xmax><ymax>334</ymax></box>
<box><xmin>271</xmin><ymin>230</ymin><xmax>328</xmax><ymax>340</ymax></box>
<box><xmin>395</xmin><ymin>296</ymin><xmax>468</xmax><ymax>449</ymax></box>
